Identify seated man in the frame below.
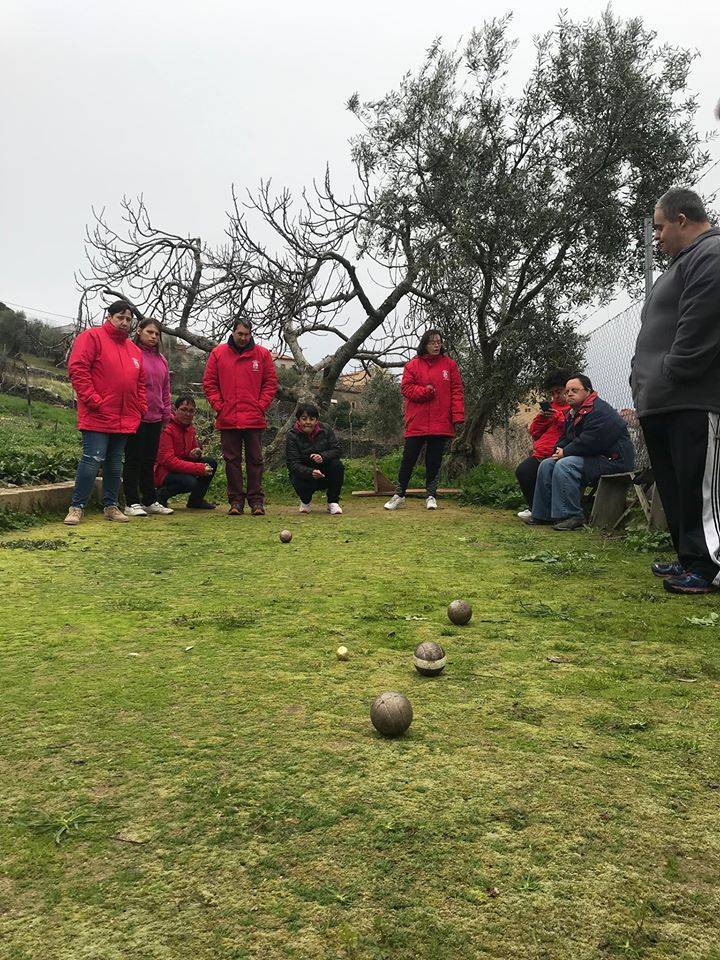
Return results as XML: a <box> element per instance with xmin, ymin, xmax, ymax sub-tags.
<box><xmin>285</xmin><ymin>402</ymin><xmax>345</xmax><ymax>515</ymax></box>
<box><xmin>527</xmin><ymin>374</ymin><xmax>634</xmax><ymax>530</ymax></box>
<box><xmin>515</xmin><ymin>368</ymin><xmax>570</xmax><ymax>520</ymax></box>
<box><xmin>154</xmin><ymin>395</ymin><xmax>217</xmax><ymax>510</ymax></box>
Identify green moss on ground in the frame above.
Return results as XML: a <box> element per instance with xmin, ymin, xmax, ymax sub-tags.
<box><xmin>1</xmin><ymin>500</ymin><xmax>720</xmax><ymax>959</ymax></box>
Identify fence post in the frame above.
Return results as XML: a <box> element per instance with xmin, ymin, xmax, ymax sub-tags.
<box><xmin>643</xmin><ymin>217</ymin><xmax>654</xmax><ymax>301</ymax></box>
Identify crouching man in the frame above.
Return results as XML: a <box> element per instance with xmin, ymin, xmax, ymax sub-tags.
<box><xmin>528</xmin><ymin>375</ymin><xmax>634</xmax><ymax>530</ymax></box>
<box><xmin>154</xmin><ymin>395</ymin><xmax>217</xmax><ymax>510</ymax></box>
<box><xmin>285</xmin><ymin>403</ymin><xmax>345</xmax><ymax>515</ymax></box>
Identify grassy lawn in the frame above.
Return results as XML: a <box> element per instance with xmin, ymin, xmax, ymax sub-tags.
<box><xmin>1</xmin><ymin>498</ymin><xmax>720</xmax><ymax>959</ymax></box>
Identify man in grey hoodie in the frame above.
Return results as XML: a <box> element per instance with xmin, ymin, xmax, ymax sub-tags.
<box><xmin>631</xmin><ymin>188</ymin><xmax>720</xmax><ymax>594</ymax></box>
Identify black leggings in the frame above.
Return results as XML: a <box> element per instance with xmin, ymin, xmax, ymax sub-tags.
<box><xmin>515</xmin><ymin>456</ymin><xmax>541</xmax><ymax>508</ymax></box>
<box><xmin>123</xmin><ymin>420</ymin><xmax>164</xmax><ymax>506</ymax></box>
<box><xmin>396</xmin><ymin>436</ymin><xmax>448</xmax><ymax>497</ymax></box>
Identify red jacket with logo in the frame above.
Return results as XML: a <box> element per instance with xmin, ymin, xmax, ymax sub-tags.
<box><xmin>527</xmin><ymin>400</ymin><xmax>570</xmax><ymax>459</ymax></box>
<box><xmin>401</xmin><ymin>354</ymin><xmax>464</xmax><ymax>437</ymax></box>
<box><xmin>202</xmin><ymin>340</ymin><xmax>278</xmax><ymax>430</ymax></box>
<box><xmin>154</xmin><ymin>415</ymin><xmax>208</xmax><ymax>486</ymax></box>
<box><xmin>68</xmin><ymin>320</ymin><xmax>147</xmax><ymax>433</ymax></box>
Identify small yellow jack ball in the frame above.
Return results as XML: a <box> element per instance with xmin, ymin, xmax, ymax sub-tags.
<box><xmin>336</xmin><ymin>646</ymin><xmax>350</xmax><ymax>661</ymax></box>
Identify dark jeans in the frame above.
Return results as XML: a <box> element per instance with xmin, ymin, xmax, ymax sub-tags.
<box><xmin>70</xmin><ymin>431</ymin><xmax>129</xmax><ymax>508</ymax></box>
<box><xmin>641</xmin><ymin>410</ymin><xmax>720</xmax><ymax>582</ymax></box>
<box><xmin>515</xmin><ymin>456</ymin><xmax>541</xmax><ymax>508</ymax></box>
<box><xmin>220</xmin><ymin>429</ymin><xmax>264</xmax><ymax>507</ymax></box>
<box><xmin>158</xmin><ymin>458</ymin><xmax>218</xmax><ymax>506</ymax></box>
<box><xmin>290</xmin><ymin>459</ymin><xmax>345</xmax><ymax>504</ymax></box>
<box><xmin>123</xmin><ymin>420</ymin><xmax>164</xmax><ymax>506</ymax></box>
<box><xmin>396</xmin><ymin>436</ymin><xmax>448</xmax><ymax>497</ymax></box>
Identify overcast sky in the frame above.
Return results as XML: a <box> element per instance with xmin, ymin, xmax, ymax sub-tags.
<box><xmin>2</xmin><ymin>0</ymin><xmax>718</xmax><ymax>351</ymax></box>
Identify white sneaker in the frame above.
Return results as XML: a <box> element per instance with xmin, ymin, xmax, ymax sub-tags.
<box><xmin>384</xmin><ymin>494</ymin><xmax>406</xmax><ymax>511</ymax></box>
<box><xmin>517</xmin><ymin>509</ymin><xmax>532</xmax><ymax>520</ymax></box>
<box><xmin>426</xmin><ymin>496</ymin><xmax>437</xmax><ymax>510</ymax></box>
<box><xmin>146</xmin><ymin>501</ymin><xmax>174</xmax><ymax>515</ymax></box>
<box><xmin>124</xmin><ymin>503</ymin><xmax>148</xmax><ymax>517</ymax></box>
<box><xmin>328</xmin><ymin>502</ymin><xmax>343</xmax><ymax>515</ymax></box>
<box><xmin>299</xmin><ymin>502</ymin><xmax>311</xmax><ymax>513</ymax></box>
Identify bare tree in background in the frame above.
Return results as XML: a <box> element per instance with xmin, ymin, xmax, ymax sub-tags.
<box><xmin>78</xmin><ymin>170</ymin><xmax>440</xmax><ymax>453</ymax></box>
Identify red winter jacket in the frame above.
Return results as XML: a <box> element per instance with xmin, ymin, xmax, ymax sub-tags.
<box><xmin>401</xmin><ymin>354</ymin><xmax>464</xmax><ymax>437</ymax></box>
<box><xmin>527</xmin><ymin>400</ymin><xmax>570</xmax><ymax>459</ymax></box>
<box><xmin>68</xmin><ymin>320</ymin><xmax>147</xmax><ymax>433</ymax></box>
<box><xmin>154</xmin><ymin>415</ymin><xmax>208</xmax><ymax>487</ymax></box>
<box><xmin>202</xmin><ymin>339</ymin><xmax>278</xmax><ymax>430</ymax></box>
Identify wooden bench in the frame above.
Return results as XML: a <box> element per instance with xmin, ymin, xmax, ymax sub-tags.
<box><xmin>589</xmin><ymin>471</ymin><xmax>667</xmax><ymax>531</ymax></box>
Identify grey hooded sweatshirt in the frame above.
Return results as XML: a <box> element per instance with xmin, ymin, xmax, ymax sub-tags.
<box><xmin>631</xmin><ymin>227</ymin><xmax>720</xmax><ymax>417</ymax></box>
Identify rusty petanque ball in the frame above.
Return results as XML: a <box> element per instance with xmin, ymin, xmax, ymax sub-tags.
<box><xmin>370</xmin><ymin>691</ymin><xmax>413</xmax><ymax>738</ymax></box>
<box><xmin>447</xmin><ymin>599</ymin><xmax>472</xmax><ymax>626</ymax></box>
<box><xmin>279</xmin><ymin>530</ymin><xmax>292</xmax><ymax>543</ymax></box>
<box><xmin>413</xmin><ymin>641</ymin><xmax>446</xmax><ymax>677</ymax></box>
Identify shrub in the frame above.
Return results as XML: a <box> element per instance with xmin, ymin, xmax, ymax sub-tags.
<box><xmin>459</xmin><ymin>461</ymin><xmax>524</xmax><ymax>509</ymax></box>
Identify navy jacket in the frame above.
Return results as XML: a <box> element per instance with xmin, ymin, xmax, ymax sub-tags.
<box><xmin>285</xmin><ymin>423</ymin><xmax>342</xmax><ymax>479</ymax></box>
<box><xmin>558</xmin><ymin>395</ymin><xmax>635</xmax><ymax>484</ymax></box>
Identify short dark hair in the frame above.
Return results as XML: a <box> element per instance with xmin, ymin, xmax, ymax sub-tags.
<box><xmin>543</xmin><ymin>368</ymin><xmax>572</xmax><ymax>391</ymax></box>
<box><xmin>107</xmin><ymin>300</ymin><xmax>134</xmax><ymax>316</ymax></box>
<box><xmin>567</xmin><ymin>373</ymin><xmax>593</xmax><ymax>391</ymax></box>
<box><xmin>296</xmin><ymin>402</ymin><xmax>320</xmax><ymax>419</ymax></box>
<box><xmin>174</xmin><ymin>394</ymin><xmax>197</xmax><ymax>408</ymax></box>
<box><xmin>417</xmin><ymin>328</ymin><xmax>445</xmax><ymax>356</ymax></box>
<box><xmin>656</xmin><ymin>188</ymin><xmax>708</xmax><ymax>224</ymax></box>
<box><xmin>233</xmin><ymin>316</ymin><xmax>252</xmax><ymax>332</ymax></box>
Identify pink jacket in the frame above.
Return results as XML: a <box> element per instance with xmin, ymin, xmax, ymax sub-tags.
<box><xmin>138</xmin><ymin>344</ymin><xmax>171</xmax><ymax>423</ymax></box>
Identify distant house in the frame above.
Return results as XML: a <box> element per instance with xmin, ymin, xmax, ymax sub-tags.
<box><xmin>271</xmin><ymin>351</ymin><xmax>296</xmax><ymax>371</ymax></box>
<box><xmin>333</xmin><ymin>369</ymin><xmax>371</xmax><ymax>409</ymax></box>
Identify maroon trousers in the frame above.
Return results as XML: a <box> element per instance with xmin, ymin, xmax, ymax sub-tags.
<box><xmin>220</xmin><ymin>429</ymin><xmax>265</xmax><ymax>507</ymax></box>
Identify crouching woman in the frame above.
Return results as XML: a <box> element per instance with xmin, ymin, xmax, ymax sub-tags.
<box><xmin>285</xmin><ymin>403</ymin><xmax>344</xmax><ymax>515</ymax></box>
<box><xmin>154</xmin><ymin>395</ymin><xmax>217</xmax><ymax>510</ymax></box>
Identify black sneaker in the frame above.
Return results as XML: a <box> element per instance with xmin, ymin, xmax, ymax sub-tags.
<box><xmin>553</xmin><ymin>516</ymin><xmax>585</xmax><ymax>531</ymax></box>
<box><xmin>187</xmin><ymin>500</ymin><xmax>216</xmax><ymax>510</ymax></box>
<box><xmin>651</xmin><ymin>560</ymin><xmax>684</xmax><ymax>578</ymax></box>
<box><xmin>664</xmin><ymin>572</ymin><xmax>717</xmax><ymax>595</ymax></box>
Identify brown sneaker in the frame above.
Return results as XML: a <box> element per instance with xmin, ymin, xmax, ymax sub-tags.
<box><xmin>251</xmin><ymin>504</ymin><xmax>265</xmax><ymax>516</ymax></box>
<box><xmin>104</xmin><ymin>505</ymin><xmax>129</xmax><ymax>523</ymax></box>
<box><xmin>63</xmin><ymin>506</ymin><xmax>83</xmax><ymax>526</ymax></box>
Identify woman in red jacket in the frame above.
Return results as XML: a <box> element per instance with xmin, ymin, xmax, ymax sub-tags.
<box><xmin>515</xmin><ymin>369</ymin><xmax>570</xmax><ymax>520</ymax></box>
<box><xmin>64</xmin><ymin>301</ymin><xmax>147</xmax><ymax>525</ymax></box>
<box><xmin>384</xmin><ymin>329</ymin><xmax>464</xmax><ymax>511</ymax></box>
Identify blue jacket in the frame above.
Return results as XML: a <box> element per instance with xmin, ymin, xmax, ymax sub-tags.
<box><xmin>558</xmin><ymin>395</ymin><xmax>635</xmax><ymax>484</ymax></box>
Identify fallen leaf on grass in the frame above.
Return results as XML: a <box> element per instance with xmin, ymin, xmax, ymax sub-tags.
<box><xmin>128</xmin><ymin>653</ymin><xmax>140</xmax><ymax>658</ymax></box>
<box><xmin>546</xmin><ymin>656</ymin><xmax>570</xmax><ymax>664</ymax></box>
<box><xmin>111</xmin><ymin>832</ymin><xmax>148</xmax><ymax>845</ymax></box>
<box><xmin>486</xmin><ymin>886</ymin><xmax>500</xmax><ymax>898</ymax></box>
<box><xmin>184</xmin><ymin>646</ymin><xmax>194</xmax><ymax>652</ymax></box>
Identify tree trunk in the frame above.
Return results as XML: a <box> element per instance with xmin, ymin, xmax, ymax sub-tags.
<box><xmin>447</xmin><ymin>406</ymin><xmax>490</xmax><ymax>474</ymax></box>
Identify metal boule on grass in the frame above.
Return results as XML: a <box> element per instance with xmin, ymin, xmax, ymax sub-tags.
<box><xmin>370</xmin><ymin>691</ymin><xmax>413</xmax><ymax>738</ymax></box>
<box><xmin>279</xmin><ymin>530</ymin><xmax>292</xmax><ymax>543</ymax></box>
<box><xmin>336</xmin><ymin>645</ymin><xmax>350</xmax><ymax>661</ymax></box>
<box><xmin>447</xmin><ymin>599</ymin><xmax>472</xmax><ymax>625</ymax></box>
<box><xmin>413</xmin><ymin>641</ymin><xmax>446</xmax><ymax>676</ymax></box>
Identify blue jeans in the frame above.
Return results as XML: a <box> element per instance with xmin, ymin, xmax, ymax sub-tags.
<box><xmin>532</xmin><ymin>456</ymin><xmax>585</xmax><ymax>521</ymax></box>
<box><xmin>70</xmin><ymin>431</ymin><xmax>129</xmax><ymax>508</ymax></box>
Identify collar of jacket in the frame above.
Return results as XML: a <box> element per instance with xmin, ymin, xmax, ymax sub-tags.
<box><xmin>570</xmin><ymin>390</ymin><xmax>598</xmax><ymax>425</ymax></box>
<box><xmin>138</xmin><ymin>341</ymin><xmax>160</xmax><ymax>354</ymax></box>
<box><xmin>170</xmin><ymin>412</ymin><xmax>191</xmax><ymax>430</ymax></box>
<box><xmin>294</xmin><ymin>419</ymin><xmax>321</xmax><ymax>439</ymax></box>
<box><xmin>669</xmin><ymin>226</ymin><xmax>720</xmax><ymax>265</ymax></box>
<box><xmin>103</xmin><ymin>319</ymin><xmax>130</xmax><ymax>342</ymax></box>
<box><xmin>227</xmin><ymin>334</ymin><xmax>255</xmax><ymax>355</ymax></box>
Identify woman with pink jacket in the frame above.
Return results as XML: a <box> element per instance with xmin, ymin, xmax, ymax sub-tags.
<box><xmin>122</xmin><ymin>318</ymin><xmax>173</xmax><ymax>517</ymax></box>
